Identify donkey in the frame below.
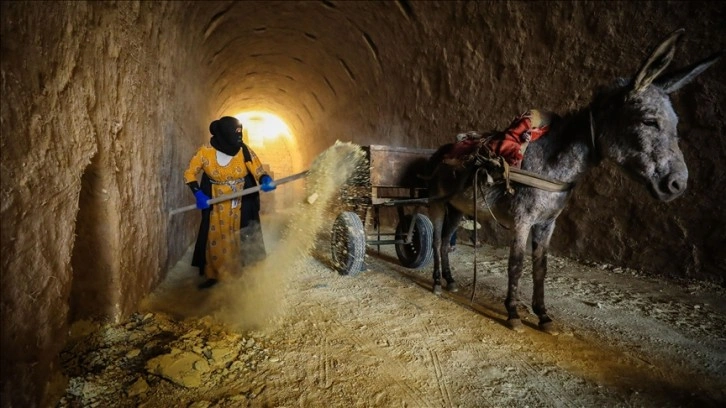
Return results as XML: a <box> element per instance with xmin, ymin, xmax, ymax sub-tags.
<box><xmin>427</xmin><ymin>29</ymin><xmax>722</xmax><ymax>333</ymax></box>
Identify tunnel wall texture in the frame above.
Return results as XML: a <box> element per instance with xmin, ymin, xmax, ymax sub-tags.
<box><xmin>1</xmin><ymin>1</ymin><xmax>725</xmax><ymax>406</ymax></box>
<box><xmin>0</xmin><ymin>2</ymin><xmax>211</xmax><ymax>406</ymax></box>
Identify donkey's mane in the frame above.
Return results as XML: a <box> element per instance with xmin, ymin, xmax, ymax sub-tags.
<box><xmin>530</xmin><ymin>79</ymin><xmax>631</xmax><ymax>170</ymax></box>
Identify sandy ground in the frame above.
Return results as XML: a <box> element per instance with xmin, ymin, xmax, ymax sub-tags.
<box><xmin>57</xmin><ymin>221</ymin><xmax>726</xmax><ymax>408</ymax></box>
<box><xmin>57</xmin><ymin>143</ymin><xmax>726</xmax><ymax>407</ymax></box>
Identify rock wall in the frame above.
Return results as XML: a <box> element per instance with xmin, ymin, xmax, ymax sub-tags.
<box><xmin>1</xmin><ymin>1</ymin><xmax>724</xmax><ymax>406</ymax></box>
<box><xmin>1</xmin><ymin>2</ymin><xmax>209</xmax><ymax>406</ymax></box>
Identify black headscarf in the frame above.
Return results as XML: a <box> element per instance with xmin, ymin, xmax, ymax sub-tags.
<box><xmin>209</xmin><ymin>116</ymin><xmax>242</xmax><ymax>156</ymax></box>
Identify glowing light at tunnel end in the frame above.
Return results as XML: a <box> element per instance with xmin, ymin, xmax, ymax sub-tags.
<box><xmin>235</xmin><ymin>111</ymin><xmax>292</xmax><ymax>148</ymax></box>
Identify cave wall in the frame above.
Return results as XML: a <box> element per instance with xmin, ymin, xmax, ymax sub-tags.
<box><xmin>1</xmin><ymin>2</ymin><xmax>210</xmax><ymax>406</ymax></box>
<box><xmin>1</xmin><ymin>1</ymin><xmax>724</xmax><ymax>406</ymax></box>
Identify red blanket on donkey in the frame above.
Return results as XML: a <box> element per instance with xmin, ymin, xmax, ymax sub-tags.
<box><xmin>445</xmin><ymin>109</ymin><xmax>556</xmax><ymax>168</ymax></box>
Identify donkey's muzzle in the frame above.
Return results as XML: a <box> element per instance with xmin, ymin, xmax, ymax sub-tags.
<box><xmin>655</xmin><ymin>170</ymin><xmax>688</xmax><ymax>202</ymax></box>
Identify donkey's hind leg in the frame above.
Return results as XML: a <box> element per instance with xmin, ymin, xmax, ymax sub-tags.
<box><xmin>429</xmin><ymin>201</ymin><xmax>447</xmax><ymax>295</ymax></box>
<box><xmin>441</xmin><ymin>205</ymin><xmax>463</xmax><ymax>292</ymax></box>
<box><xmin>531</xmin><ymin>221</ymin><xmax>557</xmax><ymax>334</ymax></box>
<box><xmin>505</xmin><ymin>224</ymin><xmax>529</xmax><ymax>332</ymax></box>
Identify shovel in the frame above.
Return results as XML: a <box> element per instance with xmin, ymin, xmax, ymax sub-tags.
<box><xmin>169</xmin><ymin>170</ymin><xmax>309</xmax><ymax>216</ymax></box>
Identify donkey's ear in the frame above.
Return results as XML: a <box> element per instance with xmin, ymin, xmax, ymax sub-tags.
<box><xmin>655</xmin><ymin>51</ymin><xmax>724</xmax><ymax>94</ymax></box>
<box><xmin>630</xmin><ymin>28</ymin><xmax>685</xmax><ymax>97</ymax></box>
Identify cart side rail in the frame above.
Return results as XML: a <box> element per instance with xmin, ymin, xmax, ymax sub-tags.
<box><xmin>367</xmin><ymin>145</ymin><xmax>436</xmax><ymax>200</ymax></box>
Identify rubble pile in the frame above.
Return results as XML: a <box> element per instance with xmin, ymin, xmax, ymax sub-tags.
<box><xmin>59</xmin><ymin>312</ymin><xmax>271</xmax><ymax>407</ymax></box>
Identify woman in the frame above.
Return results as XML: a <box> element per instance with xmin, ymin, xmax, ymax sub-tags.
<box><xmin>184</xmin><ymin>116</ymin><xmax>276</xmax><ymax>289</ymax></box>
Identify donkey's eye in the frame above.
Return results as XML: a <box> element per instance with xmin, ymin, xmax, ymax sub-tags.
<box><xmin>642</xmin><ymin>119</ymin><xmax>660</xmax><ymax>129</ymax></box>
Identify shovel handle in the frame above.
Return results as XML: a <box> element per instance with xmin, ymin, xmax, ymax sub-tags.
<box><xmin>169</xmin><ymin>170</ymin><xmax>309</xmax><ymax>216</ymax></box>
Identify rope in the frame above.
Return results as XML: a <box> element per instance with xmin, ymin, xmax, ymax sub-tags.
<box><xmin>476</xmin><ymin>165</ymin><xmax>510</xmax><ymax>231</ymax></box>
<box><xmin>470</xmin><ymin>168</ymin><xmax>479</xmax><ymax>303</ymax></box>
<box><xmin>468</xmin><ymin>165</ymin><xmax>510</xmax><ymax>303</ymax></box>
<box><xmin>469</xmin><ymin>164</ymin><xmax>514</xmax><ymax>303</ymax></box>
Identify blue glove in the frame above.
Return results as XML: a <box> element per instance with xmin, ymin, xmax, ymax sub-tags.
<box><xmin>260</xmin><ymin>175</ymin><xmax>276</xmax><ymax>192</ymax></box>
<box><xmin>194</xmin><ymin>190</ymin><xmax>210</xmax><ymax>209</ymax></box>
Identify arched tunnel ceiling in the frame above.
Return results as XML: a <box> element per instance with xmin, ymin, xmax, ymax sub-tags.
<box><xmin>201</xmin><ymin>1</ymin><xmax>405</xmax><ymax>139</ymax></box>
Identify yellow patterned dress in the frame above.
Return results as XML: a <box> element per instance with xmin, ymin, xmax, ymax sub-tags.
<box><xmin>184</xmin><ymin>145</ymin><xmax>267</xmax><ymax>280</ymax></box>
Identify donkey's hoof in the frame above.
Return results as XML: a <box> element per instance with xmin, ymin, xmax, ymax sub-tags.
<box><xmin>538</xmin><ymin>320</ymin><xmax>558</xmax><ymax>335</ymax></box>
<box><xmin>506</xmin><ymin>318</ymin><xmax>525</xmax><ymax>332</ymax></box>
<box><xmin>447</xmin><ymin>281</ymin><xmax>459</xmax><ymax>293</ymax></box>
<box><xmin>433</xmin><ymin>284</ymin><xmax>443</xmax><ymax>296</ymax></box>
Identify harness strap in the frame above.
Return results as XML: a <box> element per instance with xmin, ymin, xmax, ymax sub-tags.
<box><xmin>501</xmin><ymin>158</ymin><xmax>514</xmax><ymax>195</ymax></box>
<box><xmin>507</xmin><ymin>168</ymin><xmax>574</xmax><ymax>192</ymax></box>
<box><xmin>471</xmin><ymin>148</ymin><xmax>573</xmax><ymax>193</ymax></box>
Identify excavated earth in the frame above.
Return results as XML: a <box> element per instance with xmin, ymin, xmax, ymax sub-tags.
<box><xmin>57</xmin><ymin>223</ymin><xmax>726</xmax><ymax>408</ymax></box>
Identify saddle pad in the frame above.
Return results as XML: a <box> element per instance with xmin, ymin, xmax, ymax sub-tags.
<box><xmin>487</xmin><ymin>109</ymin><xmax>554</xmax><ymax>167</ymax></box>
<box><xmin>443</xmin><ymin>109</ymin><xmax>555</xmax><ymax>168</ymax></box>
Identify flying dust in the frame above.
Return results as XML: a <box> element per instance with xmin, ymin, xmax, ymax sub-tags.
<box><xmin>141</xmin><ymin>141</ymin><xmax>366</xmax><ymax>332</ymax></box>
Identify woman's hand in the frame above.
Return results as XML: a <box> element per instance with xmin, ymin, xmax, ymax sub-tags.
<box><xmin>260</xmin><ymin>175</ymin><xmax>277</xmax><ymax>192</ymax></box>
<box><xmin>194</xmin><ymin>190</ymin><xmax>211</xmax><ymax>209</ymax></box>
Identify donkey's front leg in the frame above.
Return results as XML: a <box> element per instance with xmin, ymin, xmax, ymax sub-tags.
<box><xmin>504</xmin><ymin>225</ymin><xmax>529</xmax><ymax>332</ymax></box>
<box><xmin>532</xmin><ymin>221</ymin><xmax>557</xmax><ymax>334</ymax></box>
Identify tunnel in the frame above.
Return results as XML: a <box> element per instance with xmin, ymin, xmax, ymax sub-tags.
<box><xmin>1</xmin><ymin>1</ymin><xmax>725</xmax><ymax>407</ymax></box>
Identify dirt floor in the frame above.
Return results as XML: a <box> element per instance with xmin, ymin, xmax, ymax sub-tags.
<box><xmin>56</xmin><ymin>143</ymin><xmax>726</xmax><ymax>407</ymax></box>
<box><xmin>57</xmin><ymin>224</ymin><xmax>726</xmax><ymax>408</ymax></box>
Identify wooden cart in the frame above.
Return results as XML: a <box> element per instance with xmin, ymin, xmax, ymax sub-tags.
<box><xmin>331</xmin><ymin>144</ymin><xmax>437</xmax><ymax>275</ymax></box>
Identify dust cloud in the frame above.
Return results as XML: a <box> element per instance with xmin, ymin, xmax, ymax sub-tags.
<box><xmin>142</xmin><ymin>141</ymin><xmax>366</xmax><ymax>331</ymax></box>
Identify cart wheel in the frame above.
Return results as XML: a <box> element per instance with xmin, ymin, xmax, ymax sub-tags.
<box><xmin>331</xmin><ymin>211</ymin><xmax>366</xmax><ymax>276</ymax></box>
<box><xmin>395</xmin><ymin>214</ymin><xmax>434</xmax><ymax>269</ymax></box>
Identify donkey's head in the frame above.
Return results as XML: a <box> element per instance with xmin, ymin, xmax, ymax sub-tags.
<box><xmin>594</xmin><ymin>29</ymin><xmax>722</xmax><ymax>202</ymax></box>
